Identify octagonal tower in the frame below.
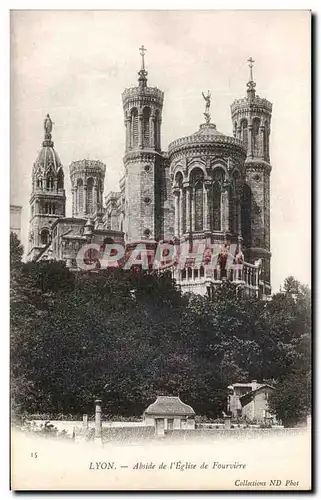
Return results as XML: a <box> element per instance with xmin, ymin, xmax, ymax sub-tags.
<box><xmin>69</xmin><ymin>159</ymin><xmax>105</xmax><ymax>219</ymax></box>
<box><xmin>27</xmin><ymin>114</ymin><xmax>66</xmax><ymax>260</ymax></box>
<box><xmin>231</xmin><ymin>58</ymin><xmax>272</xmax><ymax>294</ymax></box>
<box><xmin>122</xmin><ymin>46</ymin><xmax>172</xmax><ymax>245</ymax></box>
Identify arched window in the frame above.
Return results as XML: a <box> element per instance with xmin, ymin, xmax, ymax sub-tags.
<box><xmin>230</xmin><ymin>170</ymin><xmax>240</xmax><ymax>233</ymax></box>
<box><xmin>77</xmin><ymin>178</ymin><xmax>84</xmax><ymax>215</ymax></box>
<box><xmin>131</xmin><ymin>108</ymin><xmax>138</xmax><ymax>147</ymax></box>
<box><xmin>212</xmin><ymin>182</ymin><xmax>221</xmax><ymax>230</ymax></box>
<box><xmin>241</xmin><ymin>119</ymin><xmax>248</xmax><ymax>151</ymax></box>
<box><xmin>154</xmin><ymin>110</ymin><xmax>160</xmax><ymax>150</ymax></box>
<box><xmin>210</xmin><ymin>168</ymin><xmax>224</xmax><ymax>231</ymax></box>
<box><xmin>40</xmin><ymin>228</ymin><xmax>50</xmax><ymax>245</ymax></box>
<box><xmin>241</xmin><ymin>184</ymin><xmax>252</xmax><ymax>248</ymax></box>
<box><xmin>143</xmin><ymin>107</ymin><xmax>150</xmax><ymax>147</ymax></box>
<box><xmin>200</xmin><ymin>265</ymin><xmax>205</xmax><ymax>278</ymax></box>
<box><xmin>264</xmin><ymin>120</ymin><xmax>269</xmax><ymax>160</ymax></box>
<box><xmin>46</xmin><ymin>177</ymin><xmax>54</xmax><ymax>190</ymax></box>
<box><xmin>97</xmin><ymin>179</ymin><xmax>102</xmax><ymax>210</ymax></box>
<box><xmin>190</xmin><ymin>168</ymin><xmax>204</xmax><ymax>232</ymax></box>
<box><xmin>86</xmin><ymin>178</ymin><xmax>94</xmax><ymax>215</ymax></box>
<box><xmin>188</xmin><ymin>267</ymin><xmax>192</xmax><ymax>279</ymax></box>
<box><xmin>57</xmin><ymin>168</ymin><xmax>64</xmax><ymax>190</ymax></box>
<box><xmin>175</xmin><ymin>172</ymin><xmax>183</xmax><ymax>236</ymax></box>
<box><xmin>181</xmin><ymin>269</ymin><xmax>186</xmax><ymax>280</ymax></box>
<box><xmin>252</xmin><ymin>118</ymin><xmax>261</xmax><ymax>157</ymax></box>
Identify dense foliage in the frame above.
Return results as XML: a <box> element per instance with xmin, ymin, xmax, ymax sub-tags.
<box><xmin>10</xmin><ymin>233</ymin><xmax>311</xmax><ymax>425</ymax></box>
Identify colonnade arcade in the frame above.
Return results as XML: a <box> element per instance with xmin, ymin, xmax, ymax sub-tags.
<box><xmin>233</xmin><ymin>117</ymin><xmax>270</xmax><ymax>160</ymax></box>
<box><xmin>72</xmin><ymin>177</ymin><xmax>104</xmax><ymax>216</ymax></box>
<box><xmin>173</xmin><ymin>166</ymin><xmax>242</xmax><ymax>237</ymax></box>
<box><xmin>125</xmin><ymin>106</ymin><xmax>161</xmax><ymax>150</ymax></box>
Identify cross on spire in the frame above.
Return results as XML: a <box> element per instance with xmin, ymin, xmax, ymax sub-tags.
<box><xmin>247</xmin><ymin>57</ymin><xmax>255</xmax><ymax>82</ymax></box>
<box><xmin>139</xmin><ymin>45</ymin><xmax>147</xmax><ymax>70</ymax></box>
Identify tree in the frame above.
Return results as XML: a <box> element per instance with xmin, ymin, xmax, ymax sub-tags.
<box><xmin>10</xmin><ymin>232</ymin><xmax>23</xmax><ymax>270</ymax></box>
<box><xmin>268</xmin><ymin>369</ymin><xmax>311</xmax><ymax>427</ymax></box>
<box><xmin>10</xmin><ymin>263</ymin><xmax>311</xmax><ymax>420</ymax></box>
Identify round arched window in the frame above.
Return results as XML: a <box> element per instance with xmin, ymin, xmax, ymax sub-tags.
<box><xmin>40</xmin><ymin>228</ymin><xmax>50</xmax><ymax>245</ymax></box>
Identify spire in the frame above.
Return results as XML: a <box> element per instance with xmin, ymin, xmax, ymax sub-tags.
<box><xmin>43</xmin><ymin>113</ymin><xmax>54</xmax><ymax>147</ymax></box>
<box><xmin>138</xmin><ymin>45</ymin><xmax>148</xmax><ymax>89</ymax></box>
<box><xmin>246</xmin><ymin>57</ymin><xmax>256</xmax><ymax>99</ymax></box>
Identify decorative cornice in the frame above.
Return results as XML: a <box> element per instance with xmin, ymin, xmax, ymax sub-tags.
<box><xmin>169</xmin><ymin>142</ymin><xmax>246</xmax><ymax>167</ymax></box>
<box><xmin>69</xmin><ymin>160</ymin><xmax>106</xmax><ymax>177</ymax></box>
<box><xmin>168</xmin><ymin>132</ymin><xmax>246</xmax><ymax>156</ymax></box>
<box><xmin>245</xmin><ymin>159</ymin><xmax>272</xmax><ymax>174</ymax></box>
<box><xmin>231</xmin><ymin>96</ymin><xmax>273</xmax><ymax>116</ymax></box>
<box><xmin>122</xmin><ymin>87</ymin><xmax>164</xmax><ymax>109</ymax></box>
<box><xmin>123</xmin><ymin>150</ymin><xmax>165</xmax><ymax>164</ymax></box>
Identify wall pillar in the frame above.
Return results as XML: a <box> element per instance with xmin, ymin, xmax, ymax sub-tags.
<box><xmin>185</xmin><ymin>185</ymin><xmax>191</xmax><ymax>233</ymax></box>
<box><xmin>93</xmin><ymin>180</ymin><xmax>98</xmax><ymax>214</ymax></box>
<box><xmin>259</xmin><ymin>124</ymin><xmax>265</xmax><ymax>159</ymax></box>
<box><xmin>222</xmin><ymin>184</ymin><xmax>230</xmax><ymax>232</ymax></box>
<box><xmin>203</xmin><ymin>183</ymin><xmax>210</xmax><ymax>230</ymax></box>
<box><xmin>71</xmin><ymin>187</ymin><xmax>76</xmax><ymax>216</ymax></box>
<box><xmin>125</xmin><ymin>117</ymin><xmax>131</xmax><ymax>150</ymax></box>
<box><xmin>83</xmin><ymin>183</ymin><xmax>88</xmax><ymax>215</ymax></box>
<box><xmin>191</xmin><ymin>188</ymin><xmax>195</xmax><ymax>231</ymax></box>
<box><xmin>95</xmin><ymin>399</ymin><xmax>102</xmax><ymax>444</ymax></box>
<box><xmin>150</xmin><ymin>113</ymin><xmax>155</xmax><ymax>148</ymax></box>
<box><xmin>224</xmin><ymin>415</ymin><xmax>232</xmax><ymax>429</ymax></box>
<box><xmin>248</xmin><ymin>125</ymin><xmax>253</xmax><ymax>158</ymax></box>
<box><xmin>82</xmin><ymin>414</ymin><xmax>88</xmax><ymax>430</ymax></box>
<box><xmin>157</xmin><ymin>118</ymin><xmax>161</xmax><ymax>151</ymax></box>
<box><xmin>174</xmin><ymin>190</ymin><xmax>179</xmax><ymax>237</ymax></box>
<box><xmin>179</xmin><ymin>189</ymin><xmax>184</xmax><ymax>237</ymax></box>
<box><xmin>138</xmin><ymin>111</ymin><xmax>144</xmax><ymax>149</ymax></box>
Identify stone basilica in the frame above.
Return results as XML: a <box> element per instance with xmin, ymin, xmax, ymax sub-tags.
<box><xmin>27</xmin><ymin>49</ymin><xmax>272</xmax><ymax>297</ymax></box>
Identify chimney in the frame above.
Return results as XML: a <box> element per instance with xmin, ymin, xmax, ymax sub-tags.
<box><xmin>251</xmin><ymin>380</ymin><xmax>258</xmax><ymax>390</ymax></box>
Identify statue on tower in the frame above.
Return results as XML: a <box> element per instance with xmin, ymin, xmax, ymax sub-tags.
<box><xmin>44</xmin><ymin>114</ymin><xmax>53</xmax><ymax>135</ymax></box>
<box><xmin>202</xmin><ymin>90</ymin><xmax>211</xmax><ymax>125</ymax></box>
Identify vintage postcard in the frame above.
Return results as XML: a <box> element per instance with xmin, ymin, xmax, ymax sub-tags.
<box><xmin>10</xmin><ymin>9</ymin><xmax>312</xmax><ymax>491</ymax></box>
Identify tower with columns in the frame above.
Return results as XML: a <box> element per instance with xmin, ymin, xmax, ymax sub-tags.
<box><xmin>168</xmin><ymin>95</ymin><xmax>248</xmax><ymax>294</ymax></box>
<box><xmin>27</xmin><ymin>114</ymin><xmax>66</xmax><ymax>260</ymax></box>
<box><xmin>69</xmin><ymin>160</ymin><xmax>105</xmax><ymax>219</ymax></box>
<box><xmin>231</xmin><ymin>58</ymin><xmax>272</xmax><ymax>293</ymax></box>
<box><xmin>122</xmin><ymin>46</ymin><xmax>173</xmax><ymax>245</ymax></box>
<box><xmin>26</xmin><ymin>53</ymin><xmax>272</xmax><ymax>297</ymax></box>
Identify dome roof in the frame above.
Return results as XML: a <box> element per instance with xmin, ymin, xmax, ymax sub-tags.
<box><xmin>168</xmin><ymin>121</ymin><xmax>246</xmax><ymax>157</ymax></box>
<box><xmin>192</xmin><ymin>122</ymin><xmax>224</xmax><ymax>137</ymax></box>
<box><xmin>33</xmin><ymin>114</ymin><xmax>63</xmax><ymax>175</ymax></box>
<box><xmin>34</xmin><ymin>145</ymin><xmax>63</xmax><ymax>173</ymax></box>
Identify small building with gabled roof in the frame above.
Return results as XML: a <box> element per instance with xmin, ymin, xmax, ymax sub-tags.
<box><xmin>228</xmin><ymin>380</ymin><xmax>276</xmax><ymax>423</ymax></box>
<box><xmin>144</xmin><ymin>396</ymin><xmax>196</xmax><ymax>435</ymax></box>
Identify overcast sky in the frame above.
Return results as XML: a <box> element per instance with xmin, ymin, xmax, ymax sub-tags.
<box><xmin>10</xmin><ymin>10</ymin><xmax>311</xmax><ymax>291</ymax></box>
